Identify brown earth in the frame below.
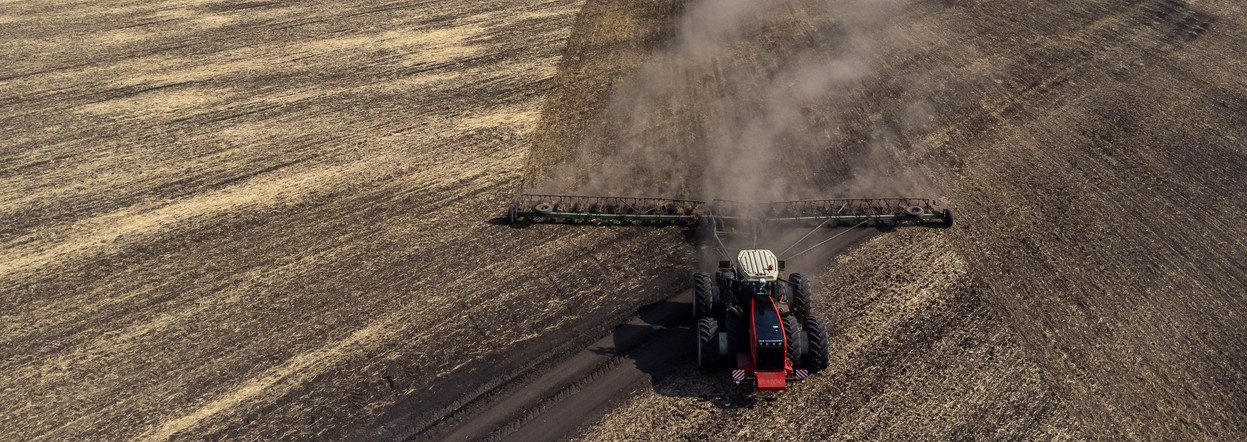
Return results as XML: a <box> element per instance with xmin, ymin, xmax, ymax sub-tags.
<box><xmin>0</xmin><ymin>0</ymin><xmax>690</xmax><ymax>440</ymax></box>
<box><xmin>553</xmin><ymin>0</ymin><xmax>1247</xmax><ymax>440</ymax></box>
<box><xmin>3</xmin><ymin>0</ymin><xmax>1246</xmax><ymax>441</ymax></box>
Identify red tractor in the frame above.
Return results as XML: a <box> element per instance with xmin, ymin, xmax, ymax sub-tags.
<box><xmin>693</xmin><ymin>249</ymin><xmax>827</xmax><ymax>390</ymax></box>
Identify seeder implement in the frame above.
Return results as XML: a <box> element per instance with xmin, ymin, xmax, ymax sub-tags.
<box><xmin>508</xmin><ymin>194</ymin><xmax>702</xmax><ymax>226</ymax></box>
<box><xmin>508</xmin><ymin>194</ymin><xmax>953</xmax><ymax>228</ymax></box>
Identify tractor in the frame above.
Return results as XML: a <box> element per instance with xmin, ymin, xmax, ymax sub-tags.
<box><xmin>693</xmin><ymin>249</ymin><xmax>827</xmax><ymax>390</ymax></box>
<box><xmin>507</xmin><ymin>194</ymin><xmax>952</xmax><ymax>391</ymax></box>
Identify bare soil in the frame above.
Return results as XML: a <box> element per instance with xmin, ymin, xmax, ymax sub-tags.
<box><xmin>3</xmin><ymin>0</ymin><xmax>1245</xmax><ymax>441</ymax></box>
<box><xmin>0</xmin><ymin>0</ymin><xmax>687</xmax><ymax>439</ymax></box>
<box><xmin>555</xmin><ymin>0</ymin><xmax>1247</xmax><ymax>440</ymax></box>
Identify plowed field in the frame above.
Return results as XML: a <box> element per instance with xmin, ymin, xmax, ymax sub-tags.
<box><xmin>3</xmin><ymin>0</ymin><xmax>1245</xmax><ymax>441</ymax></box>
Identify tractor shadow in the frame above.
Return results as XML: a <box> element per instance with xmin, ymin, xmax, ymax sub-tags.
<box><xmin>589</xmin><ymin>298</ymin><xmax>760</xmax><ymax>409</ymax></box>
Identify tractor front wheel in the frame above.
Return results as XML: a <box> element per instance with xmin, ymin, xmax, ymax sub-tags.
<box><xmin>697</xmin><ymin>317</ymin><xmax>721</xmax><ymax>370</ymax></box>
<box><xmin>803</xmin><ymin>315</ymin><xmax>830</xmax><ymax>371</ymax></box>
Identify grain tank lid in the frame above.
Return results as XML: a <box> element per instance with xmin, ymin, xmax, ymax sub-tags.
<box><xmin>736</xmin><ymin>249</ymin><xmax>779</xmax><ymax>280</ymax></box>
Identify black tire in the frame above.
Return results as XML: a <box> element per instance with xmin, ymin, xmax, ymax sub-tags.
<box><xmin>803</xmin><ymin>315</ymin><xmax>830</xmax><ymax>371</ymax></box>
<box><xmin>906</xmin><ymin>206</ymin><xmax>924</xmax><ymax>217</ymax></box>
<box><xmin>697</xmin><ymin>317</ymin><xmax>720</xmax><ymax>370</ymax></box>
<box><xmin>534</xmin><ymin>202</ymin><xmax>554</xmax><ymax>216</ymax></box>
<box><xmin>724</xmin><ymin>310</ymin><xmax>748</xmax><ymax>358</ymax></box>
<box><xmin>789</xmin><ymin>273</ymin><xmax>811</xmax><ymax>319</ymax></box>
<box><xmin>942</xmin><ymin>208</ymin><xmax>955</xmax><ymax>228</ymax></box>
<box><xmin>783</xmin><ymin>315</ymin><xmax>802</xmax><ymax>367</ymax></box>
<box><xmin>693</xmin><ymin>272</ymin><xmax>715</xmax><ymax>318</ymax></box>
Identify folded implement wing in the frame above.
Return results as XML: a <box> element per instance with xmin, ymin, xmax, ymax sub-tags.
<box><xmin>508</xmin><ymin>194</ymin><xmax>953</xmax><ymax>228</ymax></box>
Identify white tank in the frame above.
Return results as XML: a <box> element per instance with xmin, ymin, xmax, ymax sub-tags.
<box><xmin>736</xmin><ymin>249</ymin><xmax>779</xmax><ymax>280</ymax></box>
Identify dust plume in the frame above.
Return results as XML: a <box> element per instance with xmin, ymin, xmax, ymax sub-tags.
<box><xmin>530</xmin><ymin>0</ymin><xmax>939</xmax><ymax>203</ymax></box>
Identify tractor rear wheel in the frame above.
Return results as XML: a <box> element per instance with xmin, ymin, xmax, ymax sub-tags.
<box><xmin>789</xmin><ymin>273</ymin><xmax>811</xmax><ymax>319</ymax></box>
<box><xmin>693</xmin><ymin>272</ymin><xmax>715</xmax><ymax>318</ymax></box>
<box><xmin>783</xmin><ymin>315</ymin><xmax>803</xmax><ymax>367</ymax></box>
<box><xmin>803</xmin><ymin>315</ymin><xmax>830</xmax><ymax>371</ymax></box>
<box><xmin>697</xmin><ymin>317</ymin><xmax>720</xmax><ymax>370</ymax></box>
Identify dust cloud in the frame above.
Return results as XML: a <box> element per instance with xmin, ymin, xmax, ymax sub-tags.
<box><xmin>531</xmin><ymin>0</ymin><xmax>939</xmax><ymax>204</ymax></box>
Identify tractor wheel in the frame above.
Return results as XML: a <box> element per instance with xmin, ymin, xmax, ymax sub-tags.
<box><xmin>803</xmin><ymin>315</ymin><xmax>830</xmax><ymax>371</ymax></box>
<box><xmin>783</xmin><ymin>315</ymin><xmax>803</xmax><ymax>367</ymax></box>
<box><xmin>693</xmin><ymin>272</ymin><xmax>715</xmax><ymax>318</ymax></box>
<box><xmin>789</xmin><ymin>273</ymin><xmax>811</xmax><ymax>319</ymax></box>
<box><xmin>697</xmin><ymin>317</ymin><xmax>720</xmax><ymax>370</ymax></box>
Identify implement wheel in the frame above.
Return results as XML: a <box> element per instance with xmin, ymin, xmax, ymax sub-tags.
<box><xmin>697</xmin><ymin>317</ymin><xmax>720</xmax><ymax>370</ymax></box>
<box><xmin>789</xmin><ymin>273</ymin><xmax>811</xmax><ymax>319</ymax></box>
<box><xmin>803</xmin><ymin>315</ymin><xmax>830</xmax><ymax>371</ymax></box>
<box><xmin>693</xmin><ymin>272</ymin><xmax>715</xmax><ymax>318</ymax></box>
<box><xmin>942</xmin><ymin>208</ymin><xmax>955</xmax><ymax>228</ymax></box>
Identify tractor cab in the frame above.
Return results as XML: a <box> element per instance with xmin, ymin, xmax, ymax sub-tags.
<box><xmin>735</xmin><ymin>249</ymin><xmax>782</xmax><ymax>299</ymax></box>
<box><xmin>736</xmin><ymin>249</ymin><xmax>780</xmax><ymax>281</ymax></box>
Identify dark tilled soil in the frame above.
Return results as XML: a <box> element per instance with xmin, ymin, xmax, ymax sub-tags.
<box><xmin>0</xmin><ymin>0</ymin><xmax>695</xmax><ymax>440</ymax></box>
<box><xmin>560</xmin><ymin>0</ymin><xmax>1247</xmax><ymax>440</ymax></box>
<box><xmin>3</xmin><ymin>0</ymin><xmax>1245</xmax><ymax>440</ymax></box>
